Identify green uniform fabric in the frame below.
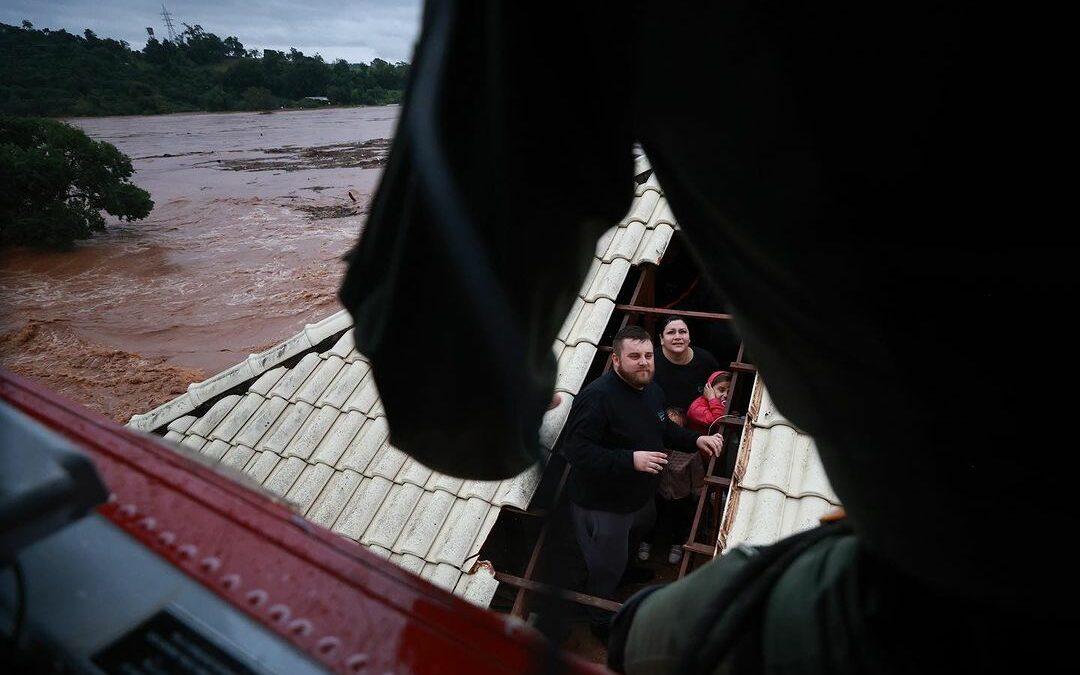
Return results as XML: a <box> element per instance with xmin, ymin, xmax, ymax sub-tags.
<box><xmin>622</xmin><ymin>546</ymin><xmax>754</xmax><ymax>675</ymax></box>
<box><xmin>622</xmin><ymin>534</ymin><xmax>1055</xmax><ymax>674</ymax></box>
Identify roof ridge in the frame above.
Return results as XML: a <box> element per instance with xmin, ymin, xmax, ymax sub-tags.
<box><xmin>128</xmin><ymin>310</ymin><xmax>352</xmax><ymax>433</ymax></box>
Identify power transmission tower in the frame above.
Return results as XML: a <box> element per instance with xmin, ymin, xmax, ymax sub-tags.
<box><xmin>160</xmin><ymin>3</ymin><xmax>178</xmax><ymax>42</ymax></box>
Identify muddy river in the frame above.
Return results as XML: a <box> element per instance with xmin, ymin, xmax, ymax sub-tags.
<box><xmin>0</xmin><ymin>106</ymin><xmax>396</xmax><ymax>422</ymax></box>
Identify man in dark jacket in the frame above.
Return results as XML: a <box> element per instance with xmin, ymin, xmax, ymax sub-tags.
<box><xmin>562</xmin><ymin>325</ymin><xmax>722</xmax><ymax>643</ymax></box>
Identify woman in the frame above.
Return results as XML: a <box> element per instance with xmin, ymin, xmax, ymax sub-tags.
<box><xmin>653</xmin><ymin>317</ymin><xmax>721</xmax><ymax>412</ymax></box>
<box><xmin>643</xmin><ymin>317</ymin><xmax>722</xmax><ymax>564</ymax></box>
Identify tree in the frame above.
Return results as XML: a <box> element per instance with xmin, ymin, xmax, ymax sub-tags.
<box><xmin>201</xmin><ymin>85</ymin><xmax>229</xmax><ymax>111</ymax></box>
<box><xmin>223</xmin><ymin>58</ymin><xmax>265</xmax><ymax>91</ymax></box>
<box><xmin>0</xmin><ymin>116</ymin><xmax>153</xmax><ymax>248</ymax></box>
<box><xmin>241</xmin><ymin>87</ymin><xmax>275</xmax><ymax>110</ymax></box>
<box><xmin>178</xmin><ymin>24</ymin><xmax>226</xmax><ymax>64</ymax></box>
<box><xmin>222</xmin><ymin>35</ymin><xmax>245</xmax><ymax>59</ymax></box>
<box><xmin>143</xmin><ymin>36</ymin><xmax>179</xmax><ymax>65</ymax></box>
<box><xmin>1</xmin><ymin>22</ymin><xmax>410</xmax><ymax>117</ymax></box>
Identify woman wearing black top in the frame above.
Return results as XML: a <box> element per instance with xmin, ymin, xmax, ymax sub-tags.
<box><xmin>646</xmin><ymin>316</ymin><xmax>721</xmax><ymax>564</ymax></box>
<box><xmin>654</xmin><ymin>317</ymin><xmax>721</xmax><ymax>412</ymax></box>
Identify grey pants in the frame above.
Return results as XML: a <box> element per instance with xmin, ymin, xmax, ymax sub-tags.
<box><xmin>571</xmin><ymin>500</ymin><xmax>656</xmax><ymax>625</ymax></box>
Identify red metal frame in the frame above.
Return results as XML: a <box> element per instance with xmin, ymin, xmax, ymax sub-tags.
<box><xmin>1</xmin><ymin>369</ymin><xmax>608</xmax><ymax>674</ymax></box>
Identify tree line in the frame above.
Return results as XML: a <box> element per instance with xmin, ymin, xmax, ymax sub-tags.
<box><xmin>1</xmin><ymin>21</ymin><xmax>410</xmax><ymax>117</ymax></box>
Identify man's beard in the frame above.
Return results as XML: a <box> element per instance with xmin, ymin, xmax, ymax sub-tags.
<box><xmin>615</xmin><ymin>362</ymin><xmax>654</xmax><ymax>388</ymax></box>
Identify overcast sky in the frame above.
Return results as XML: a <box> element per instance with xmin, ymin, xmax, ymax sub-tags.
<box><xmin>1</xmin><ymin>0</ymin><xmax>422</xmax><ymax>64</ymax></box>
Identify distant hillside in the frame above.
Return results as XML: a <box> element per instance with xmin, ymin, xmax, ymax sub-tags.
<box><xmin>0</xmin><ymin>21</ymin><xmax>410</xmax><ymax>117</ymax></box>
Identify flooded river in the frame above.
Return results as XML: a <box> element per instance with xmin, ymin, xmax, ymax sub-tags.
<box><xmin>0</xmin><ymin>106</ymin><xmax>396</xmax><ymax>422</ymax></box>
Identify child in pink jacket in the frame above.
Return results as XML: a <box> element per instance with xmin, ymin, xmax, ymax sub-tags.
<box><xmin>687</xmin><ymin>371</ymin><xmax>731</xmax><ymax>433</ymax></box>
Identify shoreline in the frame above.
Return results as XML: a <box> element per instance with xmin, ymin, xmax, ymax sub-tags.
<box><xmin>57</xmin><ymin>102</ymin><xmax>401</xmax><ymax>123</ymax></box>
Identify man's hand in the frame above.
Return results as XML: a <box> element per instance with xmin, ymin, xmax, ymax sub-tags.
<box><xmin>633</xmin><ymin>450</ymin><xmax>669</xmax><ymax>474</ymax></box>
<box><xmin>696</xmin><ymin>433</ymin><xmax>723</xmax><ymax>457</ymax></box>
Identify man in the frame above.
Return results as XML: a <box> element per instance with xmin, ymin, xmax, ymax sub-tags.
<box><xmin>561</xmin><ymin>325</ymin><xmax>722</xmax><ymax>644</ymax></box>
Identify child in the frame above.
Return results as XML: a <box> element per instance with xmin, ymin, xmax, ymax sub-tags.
<box><xmin>687</xmin><ymin>371</ymin><xmax>731</xmax><ymax>433</ymax></box>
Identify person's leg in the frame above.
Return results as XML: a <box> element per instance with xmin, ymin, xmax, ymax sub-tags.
<box><xmin>638</xmin><ymin>494</ymin><xmax>666</xmax><ymax>560</ymax></box>
<box><xmin>625</xmin><ymin>499</ymin><xmax>660</xmax><ymax>580</ymax></box>
<box><xmin>630</xmin><ymin>497</ymin><xmax>658</xmax><ymax>552</ymax></box>
<box><xmin>571</xmin><ymin>504</ymin><xmax>636</xmax><ymax>633</ymax></box>
<box><xmin>669</xmin><ymin>495</ymin><xmax>695</xmax><ymax>563</ymax></box>
<box><xmin>669</xmin><ymin>494</ymin><xmax>695</xmax><ymax>542</ymax></box>
<box><xmin>651</xmin><ymin>494</ymin><xmax>673</xmax><ymax>554</ymax></box>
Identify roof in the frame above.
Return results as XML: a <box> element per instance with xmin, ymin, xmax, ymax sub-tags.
<box><xmin>717</xmin><ymin>374</ymin><xmax>841</xmax><ymax>553</ymax></box>
<box><xmin>129</xmin><ymin>152</ymin><xmax>675</xmax><ymax>606</ymax></box>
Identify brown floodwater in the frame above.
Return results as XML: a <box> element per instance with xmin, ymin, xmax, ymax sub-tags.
<box><xmin>0</xmin><ymin>106</ymin><xmax>397</xmax><ymax>422</ymax></box>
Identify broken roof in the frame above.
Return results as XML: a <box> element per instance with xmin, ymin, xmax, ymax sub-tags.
<box><xmin>129</xmin><ymin>152</ymin><xmax>675</xmax><ymax>606</ymax></box>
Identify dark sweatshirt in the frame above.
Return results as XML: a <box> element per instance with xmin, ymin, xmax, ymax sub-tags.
<box><xmin>561</xmin><ymin>370</ymin><xmax>701</xmax><ymax>512</ymax></box>
<box><xmin>653</xmin><ymin>346</ymin><xmax>721</xmax><ymax>411</ymax></box>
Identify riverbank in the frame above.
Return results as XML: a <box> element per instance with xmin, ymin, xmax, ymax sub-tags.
<box><xmin>0</xmin><ymin>106</ymin><xmax>397</xmax><ymax>422</ymax></box>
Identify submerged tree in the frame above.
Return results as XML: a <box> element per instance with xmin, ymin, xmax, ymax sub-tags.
<box><xmin>0</xmin><ymin>116</ymin><xmax>154</xmax><ymax>248</ymax></box>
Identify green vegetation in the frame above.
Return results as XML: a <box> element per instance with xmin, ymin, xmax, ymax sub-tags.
<box><xmin>0</xmin><ymin>116</ymin><xmax>153</xmax><ymax>248</ymax></box>
<box><xmin>0</xmin><ymin>21</ymin><xmax>410</xmax><ymax>117</ymax></box>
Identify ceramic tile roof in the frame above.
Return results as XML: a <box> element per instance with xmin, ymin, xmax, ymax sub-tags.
<box><xmin>718</xmin><ymin>375</ymin><xmax>842</xmax><ymax>554</ymax></box>
<box><xmin>129</xmin><ymin>151</ymin><xmax>676</xmax><ymax>606</ymax></box>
